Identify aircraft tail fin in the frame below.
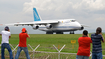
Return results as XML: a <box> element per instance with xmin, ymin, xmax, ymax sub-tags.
<box><xmin>33</xmin><ymin>8</ymin><xmax>41</xmax><ymax>21</ymax></box>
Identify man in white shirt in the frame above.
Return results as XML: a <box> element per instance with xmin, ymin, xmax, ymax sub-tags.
<box><xmin>0</xmin><ymin>26</ymin><xmax>13</xmax><ymax>59</ymax></box>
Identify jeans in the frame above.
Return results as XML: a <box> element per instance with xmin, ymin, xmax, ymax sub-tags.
<box><xmin>1</xmin><ymin>43</ymin><xmax>13</xmax><ymax>59</ymax></box>
<box><xmin>76</xmin><ymin>55</ymin><xmax>89</xmax><ymax>59</ymax></box>
<box><xmin>92</xmin><ymin>52</ymin><xmax>103</xmax><ymax>59</ymax></box>
<box><xmin>15</xmin><ymin>47</ymin><xmax>30</xmax><ymax>59</ymax></box>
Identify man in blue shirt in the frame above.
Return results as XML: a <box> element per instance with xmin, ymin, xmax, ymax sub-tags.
<box><xmin>91</xmin><ymin>27</ymin><xmax>104</xmax><ymax>59</ymax></box>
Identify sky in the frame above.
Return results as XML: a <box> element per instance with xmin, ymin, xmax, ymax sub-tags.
<box><xmin>0</xmin><ymin>0</ymin><xmax>105</xmax><ymax>34</ymax></box>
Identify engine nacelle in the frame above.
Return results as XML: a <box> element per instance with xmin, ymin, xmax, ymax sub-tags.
<box><xmin>33</xmin><ymin>25</ymin><xmax>39</xmax><ymax>30</ymax></box>
<box><xmin>46</xmin><ymin>24</ymin><xmax>52</xmax><ymax>29</ymax></box>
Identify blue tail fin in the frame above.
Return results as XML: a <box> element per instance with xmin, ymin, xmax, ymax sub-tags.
<box><xmin>33</xmin><ymin>8</ymin><xmax>41</xmax><ymax>21</ymax></box>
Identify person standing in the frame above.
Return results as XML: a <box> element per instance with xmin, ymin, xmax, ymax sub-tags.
<box><xmin>91</xmin><ymin>27</ymin><xmax>104</xmax><ymax>59</ymax></box>
<box><xmin>15</xmin><ymin>28</ymin><xmax>30</xmax><ymax>59</ymax></box>
<box><xmin>76</xmin><ymin>30</ymin><xmax>92</xmax><ymax>59</ymax></box>
<box><xmin>0</xmin><ymin>26</ymin><xmax>13</xmax><ymax>59</ymax></box>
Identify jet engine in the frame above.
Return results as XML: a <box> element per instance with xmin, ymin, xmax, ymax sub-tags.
<box><xmin>33</xmin><ymin>25</ymin><xmax>39</xmax><ymax>29</ymax></box>
<box><xmin>46</xmin><ymin>24</ymin><xmax>52</xmax><ymax>29</ymax></box>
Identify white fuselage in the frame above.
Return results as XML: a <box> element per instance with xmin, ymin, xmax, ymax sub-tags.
<box><xmin>37</xmin><ymin>19</ymin><xmax>82</xmax><ymax>32</ymax></box>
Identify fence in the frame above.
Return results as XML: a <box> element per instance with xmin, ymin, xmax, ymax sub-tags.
<box><xmin>0</xmin><ymin>44</ymin><xmax>105</xmax><ymax>59</ymax></box>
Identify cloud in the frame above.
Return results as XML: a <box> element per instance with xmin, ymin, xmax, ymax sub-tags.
<box><xmin>0</xmin><ymin>0</ymin><xmax>105</xmax><ymax>31</ymax></box>
<box><xmin>73</xmin><ymin>0</ymin><xmax>105</xmax><ymax>11</ymax></box>
<box><xmin>23</xmin><ymin>0</ymin><xmax>105</xmax><ymax>13</ymax></box>
<box><xmin>22</xmin><ymin>0</ymin><xmax>105</xmax><ymax>20</ymax></box>
<box><xmin>23</xmin><ymin>0</ymin><xmax>73</xmax><ymax>13</ymax></box>
<box><xmin>22</xmin><ymin>0</ymin><xmax>105</xmax><ymax>30</ymax></box>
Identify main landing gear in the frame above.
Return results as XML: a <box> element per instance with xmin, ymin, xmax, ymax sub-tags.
<box><xmin>56</xmin><ymin>32</ymin><xmax>63</xmax><ymax>34</ymax></box>
<box><xmin>70</xmin><ymin>31</ymin><xmax>74</xmax><ymax>34</ymax></box>
<box><xmin>46</xmin><ymin>31</ymin><xmax>64</xmax><ymax>34</ymax></box>
<box><xmin>46</xmin><ymin>31</ymin><xmax>53</xmax><ymax>34</ymax></box>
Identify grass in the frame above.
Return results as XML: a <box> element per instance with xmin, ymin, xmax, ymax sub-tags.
<box><xmin>8</xmin><ymin>34</ymin><xmax>81</xmax><ymax>53</ymax></box>
<box><xmin>0</xmin><ymin>34</ymin><xmax>105</xmax><ymax>59</ymax></box>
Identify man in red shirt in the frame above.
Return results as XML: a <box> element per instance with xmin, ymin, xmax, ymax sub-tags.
<box><xmin>15</xmin><ymin>28</ymin><xmax>30</xmax><ymax>59</ymax></box>
<box><xmin>76</xmin><ymin>30</ymin><xmax>92</xmax><ymax>59</ymax></box>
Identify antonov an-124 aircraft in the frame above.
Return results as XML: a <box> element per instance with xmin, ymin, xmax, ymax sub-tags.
<box><xmin>10</xmin><ymin>8</ymin><xmax>85</xmax><ymax>34</ymax></box>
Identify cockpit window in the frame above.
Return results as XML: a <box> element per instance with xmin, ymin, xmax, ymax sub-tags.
<box><xmin>71</xmin><ymin>20</ymin><xmax>76</xmax><ymax>22</ymax></box>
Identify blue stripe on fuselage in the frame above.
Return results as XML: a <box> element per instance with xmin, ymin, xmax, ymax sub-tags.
<box><xmin>39</xmin><ymin>26</ymin><xmax>80</xmax><ymax>29</ymax></box>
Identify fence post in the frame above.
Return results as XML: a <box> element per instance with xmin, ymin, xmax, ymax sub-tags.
<box><xmin>28</xmin><ymin>44</ymin><xmax>40</xmax><ymax>59</ymax></box>
<box><xmin>45</xmin><ymin>55</ymin><xmax>49</xmax><ymax>59</ymax></box>
<box><xmin>12</xmin><ymin>44</ymin><xmax>19</xmax><ymax>52</ymax></box>
<box><xmin>10</xmin><ymin>44</ymin><xmax>19</xmax><ymax>58</ymax></box>
<box><xmin>66</xmin><ymin>56</ymin><xmax>68</xmax><ymax>59</ymax></box>
<box><xmin>90</xmin><ymin>51</ymin><xmax>92</xmax><ymax>56</ymax></box>
<box><xmin>53</xmin><ymin>45</ymin><xmax>65</xmax><ymax>59</ymax></box>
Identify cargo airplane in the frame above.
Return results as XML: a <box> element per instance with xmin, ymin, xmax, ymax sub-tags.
<box><xmin>6</xmin><ymin>8</ymin><xmax>84</xmax><ymax>34</ymax></box>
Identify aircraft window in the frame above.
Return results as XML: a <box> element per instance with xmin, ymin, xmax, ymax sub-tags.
<box><xmin>71</xmin><ymin>20</ymin><xmax>76</xmax><ymax>22</ymax></box>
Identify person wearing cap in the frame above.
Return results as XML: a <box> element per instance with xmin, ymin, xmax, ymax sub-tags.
<box><xmin>15</xmin><ymin>28</ymin><xmax>30</xmax><ymax>59</ymax></box>
<box><xmin>91</xmin><ymin>27</ymin><xmax>104</xmax><ymax>59</ymax></box>
<box><xmin>0</xmin><ymin>26</ymin><xmax>13</xmax><ymax>59</ymax></box>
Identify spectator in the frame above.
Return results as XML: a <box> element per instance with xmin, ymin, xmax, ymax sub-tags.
<box><xmin>15</xmin><ymin>28</ymin><xmax>30</xmax><ymax>59</ymax></box>
<box><xmin>0</xmin><ymin>26</ymin><xmax>13</xmax><ymax>59</ymax></box>
<box><xmin>91</xmin><ymin>27</ymin><xmax>104</xmax><ymax>59</ymax></box>
<box><xmin>76</xmin><ymin>30</ymin><xmax>92</xmax><ymax>59</ymax></box>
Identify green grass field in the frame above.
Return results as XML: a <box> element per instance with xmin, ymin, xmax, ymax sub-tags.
<box><xmin>0</xmin><ymin>34</ymin><xmax>105</xmax><ymax>59</ymax></box>
<box><xmin>8</xmin><ymin>34</ymin><xmax>82</xmax><ymax>53</ymax></box>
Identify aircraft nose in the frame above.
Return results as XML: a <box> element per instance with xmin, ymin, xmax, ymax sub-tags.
<box><xmin>75</xmin><ymin>22</ymin><xmax>84</xmax><ymax>30</ymax></box>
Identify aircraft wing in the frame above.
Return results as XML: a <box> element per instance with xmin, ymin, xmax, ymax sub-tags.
<box><xmin>5</xmin><ymin>20</ymin><xmax>59</xmax><ymax>26</ymax></box>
